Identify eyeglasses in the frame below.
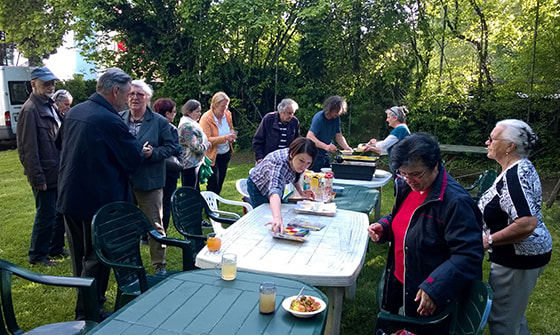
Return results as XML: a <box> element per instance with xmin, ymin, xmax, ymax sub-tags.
<box><xmin>396</xmin><ymin>169</ymin><xmax>427</xmax><ymax>181</ymax></box>
<box><xmin>487</xmin><ymin>136</ymin><xmax>508</xmax><ymax>144</ymax></box>
<box><xmin>128</xmin><ymin>92</ymin><xmax>145</xmax><ymax>98</ymax></box>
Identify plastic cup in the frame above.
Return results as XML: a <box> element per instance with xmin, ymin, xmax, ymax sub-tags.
<box><xmin>259</xmin><ymin>282</ymin><xmax>276</xmax><ymax>314</ymax></box>
<box><xmin>220</xmin><ymin>253</ymin><xmax>237</xmax><ymax>281</ymax></box>
<box><xmin>207</xmin><ymin>233</ymin><xmax>221</xmax><ymax>253</ymax></box>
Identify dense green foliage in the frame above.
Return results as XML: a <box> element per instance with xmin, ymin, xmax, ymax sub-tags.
<box><xmin>2</xmin><ymin>0</ymin><xmax>559</xmax><ymax>170</ymax></box>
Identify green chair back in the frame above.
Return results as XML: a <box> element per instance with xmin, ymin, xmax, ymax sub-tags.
<box><xmin>465</xmin><ymin>169</ymin><xmax>497</xmax><ymax>202</ymax></box>
<box><xmin>451</xmin><ymin>281</ymin><xmax>493</xmax><ymax>335</ymax></box>
<box><xmin>171</xmin><ymin>187</ymin><xmax>237</xmax><ymax>257</ymax></box>
<box><xmin>92</xmin><ymin>201</ymin><xmax>194</xmax><ymax>310</ymax></box>
<box><xmin>374</xmin><ymin>280</ymin><xmax>492</xmax><ymax>335</ymax></box>
<box><xmin>0</xmin><ymin>259</ymin><xmax>99</xmax><ymax>335</ymax></box>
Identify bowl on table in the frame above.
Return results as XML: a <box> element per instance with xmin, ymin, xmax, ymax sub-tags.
<box><xmin>282</xmin><ymin>295</ymin><xmax>327</xmax><ymax>318</ymax></box>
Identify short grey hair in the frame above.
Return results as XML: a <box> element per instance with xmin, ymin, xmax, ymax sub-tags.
<box><xmin>278</xmin><ymin>98</ymin><xmax>298</xmax><ymax>113</ymax></box>
<box><xmin>53</xmin><ymin>89</ymin><xmax>73</xmax><ymax>103</ymax></box>
<box><xmin>386</xmin><ymin>106</ymin><xmax>407</xmax><ymax>123</ymax></box>
<box><xmin>496</xmin><ymin>119</ymin><xmax>538</xmax><ymax>158</ymax></box>
<box><xmin>96</xmin><ymin>68</ymin><xmax>132</xmax><ymax>95</ymax></box>
<box><xmin>130</xmin><ymin>80</ymin><xmax>153</xmax><ymax>99</ymax></box>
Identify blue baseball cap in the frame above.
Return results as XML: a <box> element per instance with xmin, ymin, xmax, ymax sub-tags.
<box><xmin>31</xmin><ymin>67</ymin><xmax>58</xmax><ymax>82</ymax></box>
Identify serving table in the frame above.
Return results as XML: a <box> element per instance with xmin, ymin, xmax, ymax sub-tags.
<box><xmin>196</xmin><ymin>203</ymin><xmax>370</xmax><ymax>335</ymax></box>
<box><xmin>90</xmin><ymin>270</ymin><xmax>327</xmax><ymax>334</ymax></box>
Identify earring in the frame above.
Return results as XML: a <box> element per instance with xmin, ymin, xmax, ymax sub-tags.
<box><xmin>506</xmin><ymin>151</ymin><xmax>509</xmax><ymax>156</ymax></box>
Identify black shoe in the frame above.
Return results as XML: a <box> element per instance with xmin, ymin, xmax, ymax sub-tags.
<box><xmin>202</xmin><ymin>220</ymin><xmax>212</xmax><ymax>228</ymax></box>
<box><xmin>50</xmin><ymin>249</ymin><xmax>70</xmax><ymax>259</ymax></box>
<box><xmin>30</xmin><ymin>258</ymin><xmax>60</xmax><ymax>266</ymax></box>
<box><xmin>99</xmin><ymin>309</ymin><xmax>113</xmax><ymax>321</ymax></box>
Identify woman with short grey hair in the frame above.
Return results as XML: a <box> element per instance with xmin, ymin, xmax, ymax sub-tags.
<box><xmin>479</xmin><ymin>119</ymin><xmax>551</xmax><ymax>335</ymax></box>
<box><xmin>365</xmin><ymin>106</ymin><xmax>410</xmax><ymax>170</ymax></box>
<box><xmin>53</xmin><ymin>89</ymin><xmax>73</xmax><ymax>115</ymax></box>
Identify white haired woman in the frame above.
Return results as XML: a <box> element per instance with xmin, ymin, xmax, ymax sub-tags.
<box><xmin>479</xmin><ymin>119</ymin><xmax>552</xmax><ymax>335</ymax></box>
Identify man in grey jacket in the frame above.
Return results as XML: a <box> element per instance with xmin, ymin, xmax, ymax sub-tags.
<box><xmin>16</xmin><ymin>67</ymin><xmax>67</xmax><ymax>266</ymax></box>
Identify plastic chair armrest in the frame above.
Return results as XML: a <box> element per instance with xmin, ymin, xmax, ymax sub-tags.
<box><xmin>213</xmin><ymin>210</ymin><xmax>241</xmax><ymax>219</ymax></box>
<box><xmin>149</xmin><ymin>232</ymin><xmax>196</xmax><ymax>271</ymax></box>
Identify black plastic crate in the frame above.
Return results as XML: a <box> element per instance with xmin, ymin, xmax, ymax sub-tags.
<box><xmin>331</xmin><ymin>162</ymin><xmax>376</xmax><ymax>181</ymax></box>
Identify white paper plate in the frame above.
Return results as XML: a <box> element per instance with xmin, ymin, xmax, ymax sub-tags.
<box><xmin>282</xmin><ymin>295</ymin><xmax>327</xmax><ymax>318</ymax></box>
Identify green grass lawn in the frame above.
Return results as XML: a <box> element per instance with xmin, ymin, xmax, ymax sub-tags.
<box><xmin>1</xmin><ymin>148</ymin><xmax>559</xmax><ymax>333</ymax></box>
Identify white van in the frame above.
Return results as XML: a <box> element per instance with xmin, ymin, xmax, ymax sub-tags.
<box><xmin>0</xmin><ymin>66</ymin><xmax>32</xmax><ymax>141</ymax></box>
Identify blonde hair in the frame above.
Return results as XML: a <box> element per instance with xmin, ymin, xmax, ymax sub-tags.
<box><xmin>210</xmin><ymin>91</ymin><xmax>230</xmax><ymax>111</ymax></box>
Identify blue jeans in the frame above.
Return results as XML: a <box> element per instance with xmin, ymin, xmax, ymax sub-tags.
<box><xmin>247</xmin><ymin>177</ymin><xmax>269</xmax><ymax>209</ymax></box>
<box><xmin>29</xmin><ymin>187</ymin><xmax>66</xmax><ymax>262</ymax></box>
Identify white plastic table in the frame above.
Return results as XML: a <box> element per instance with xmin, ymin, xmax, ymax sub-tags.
<box><xmin>333</xmin><ymin>169</ymin><xmax>392</xmax><ymax>220</ymax></box>
<box><xmin>196</xmin><ymin>203</ymin><xmax>370</xmax><ymax>335</ymax></box>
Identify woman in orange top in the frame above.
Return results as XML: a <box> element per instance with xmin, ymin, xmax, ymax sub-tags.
<box><xmin>199</xmin><ymin>92</ymin><xmax>237</xmax><ymax>194</ymax></box>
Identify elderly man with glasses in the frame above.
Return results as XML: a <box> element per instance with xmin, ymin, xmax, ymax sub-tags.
<box><xmin>252</xmin><ymin>98</ymin><xmax>301</xmax><ymax>164</ymax></box>
<box><xmin>16</xmin><ymin>67</ymin><xmax>67</xmax><ymax>266</ymax></box>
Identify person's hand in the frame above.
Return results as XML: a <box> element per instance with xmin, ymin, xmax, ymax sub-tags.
<box><xmin>265</xmin><ymin>219</ymin><xmax>284</xmax><ymax>234</ymax></box>
<box><xmin>368</xmin><ymin>138</ymin><xmax>377</xmax><ymax>146</ymax></box>
<box><xmin>415</xmin><ymin>288</ymin><xmax>437</xmax><ymax>316</ymax></box>
<box><xmin>37</xmin><ymin>184</ymin><xmax>47</xmax><ymax>191</ymax></box>
<box><xmin>227</xmin><ymin>133</ymin><xmax>237</xmax><ymax>142</ymax></box>
<box><xmin>367</xmin><ymin>223</ymin><xmax>383</xmax><ymax>242</ymax></box>
<box><xmin>257</xmin><ymin>159</ymin><xmax>263</xmax><ymax>164</ymax></box>
<box><xmin>143</xmin><ymin>144</ymin><xmax>153</xmax><ymax>158</ymax></box>
<box><xmin>301</xmin><ymin>190</ymin><xmax>315</xmax><ymax>200</ymax></box>
<box><xmin>327</xmin><ymin>144</ymin><xmax>337</xmax><ymax>153</ymax></box>
<box><xmin>483</xmin><ymin>234</ymin><xmax>492</xmax><ymax>250</ymax></box>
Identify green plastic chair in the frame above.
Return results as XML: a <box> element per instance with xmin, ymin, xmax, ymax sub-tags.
<box><xmin>375</xmin><ymin>280</ymin><xmax>492</xmax><ymax>335</ymax></box>
<box><xmin>465</xmin><ymin>169</ymin><xmax>498</xmax><ymax>202</ymax></box>
<box><xmin>92</xmin><ymin>201</ymin><xmax>195</xmax><ymax>311</ymax></box>
<box><xmin>0</xmin><ymin>259</ymin><xmax>99</xmax><ymax>335</ymax></box>
<box><xmin>171</xmin><ymin>187</ymin><xmax>238</xmax><ymax>259</ymax></box>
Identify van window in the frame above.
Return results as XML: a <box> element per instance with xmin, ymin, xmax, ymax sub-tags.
<box><xmin>8</xmin><ymin>81</ymin><xmax>31</xmax><ymax>105</ymax></box>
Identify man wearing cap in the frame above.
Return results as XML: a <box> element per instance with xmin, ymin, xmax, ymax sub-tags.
<box><xmin>17</xmin><ymin>67</ymin><xmax>67</xmax><ymax>266</ymax></box>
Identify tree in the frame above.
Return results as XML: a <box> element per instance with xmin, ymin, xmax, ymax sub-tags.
<box><xmin>0</xmin><ymin>0</ymin><xmax>76</xmax><ymax>65</ymax></box>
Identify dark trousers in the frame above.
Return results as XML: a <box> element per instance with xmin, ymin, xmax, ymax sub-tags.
<box><xmin>29</xmin><ymin>187</ymin><xmax>65</xmax><ymax>262</ymax></box>
<box><xmin>247</xmin><ymin>177</ymin><xmax>269</xmax><ymax>209</ymax></box>
<box><xmin>181</xmin><ymin>166</ymin><xmax>200</xmax><ymax>191</ymax></box>
<box><xmin>311</xmin><ymin>153</ymin><xmax>330</xmax><ymax>172</ymax></box>
<box><xmin>162</xmin><ymin>170</ymin><xmax>179</xmax><ymax>231</ymax></box>
<box><xmin>206</xmin><ymin>151</ymin><xmax>231</xmax><ymax>195</ymax></box>
<box><xmin>64</xmin><ymin>214</ymin><xmax>110</xmax><ymax>319</ymax></box>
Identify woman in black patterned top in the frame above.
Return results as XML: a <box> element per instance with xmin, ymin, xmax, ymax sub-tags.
<box><xmin>479</xmin><ymin>119</ymin><xmax>552</xmax><ymax>335</ymax></box>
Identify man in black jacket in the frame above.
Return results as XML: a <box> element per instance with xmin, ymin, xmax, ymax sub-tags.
<box><xmin>252</xmin><ymin>98</ymin><xmax>300</xmax><ymax>163</ymax></box>
<box><xmin>57</xmin><ymin>67</ymin><xmax>145</xmax><ymax>320</ymax></box>
<box><xmin>16</xmin><ymin>67</ymin><xmax>66</xmax><ymax>266</ymax></box>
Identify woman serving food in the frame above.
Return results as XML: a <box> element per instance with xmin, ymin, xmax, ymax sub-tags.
<box><xmin>248</xmin><ymin>137</ymin><xmax>317</xmax><ymax>233</ymax></box>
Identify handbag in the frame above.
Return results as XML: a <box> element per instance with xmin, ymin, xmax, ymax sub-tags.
<box><xmin>165</xmin><ymin>155</ymin><xmax>184</xmax><ymax>172</ymax></box>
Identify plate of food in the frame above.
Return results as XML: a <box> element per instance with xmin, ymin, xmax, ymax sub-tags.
<box><xmin>282</xmin><ymin>295</ymin><xmax>326</xmax><ymax>318</ymax></box>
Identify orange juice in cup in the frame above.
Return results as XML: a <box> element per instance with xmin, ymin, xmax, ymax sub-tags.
<box><xmin>207</xmin><ymin>233</ymin><xmax>221</xmax><ymax>252</ymax></box>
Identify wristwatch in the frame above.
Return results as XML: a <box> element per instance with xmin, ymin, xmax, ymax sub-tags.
<box><xmin>487</xmin><ymin>234</ymin><xmax>494</xmax><ymax>246</ymax></box>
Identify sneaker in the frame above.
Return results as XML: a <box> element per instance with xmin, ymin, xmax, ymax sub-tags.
<box><xmin>50</xmin><ymin>249</ymin><xmax>70</xmax><ymax>259</ymax></box>
<box><xmin>201</xmin><ymin>220</ymin><xmax>212</xmax><ymax>228</ymax></box>
<box><xmin>155</xmin><ymin>264</ymin><xmax>167</xmax><ymax>275</ymax></box>
<box><xmin>30</xmin><ymin>258</ymin><xmax>60</xmax><ymax>266</ymax></box>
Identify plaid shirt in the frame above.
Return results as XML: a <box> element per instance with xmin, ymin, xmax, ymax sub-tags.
<box><xmin>249</xmin><ymin>148</ymin><xmax>298</xmax><ymax>197</ymax></box>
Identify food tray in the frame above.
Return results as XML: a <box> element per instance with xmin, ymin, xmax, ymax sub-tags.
<box><xmin>340</xmin><ymin>155</ymin><xmax>378</xmax><ymax>162</ymax></box>
<box><xmin>294</xmin><ymin>201</ymin><xmax>337</xmax><ymax>217</ymax></box>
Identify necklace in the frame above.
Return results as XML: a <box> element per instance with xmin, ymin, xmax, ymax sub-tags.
<box><xmin>130</xmin><ymin>113</ymin><xmax>144</xmax><ymax>122</ymax></box>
